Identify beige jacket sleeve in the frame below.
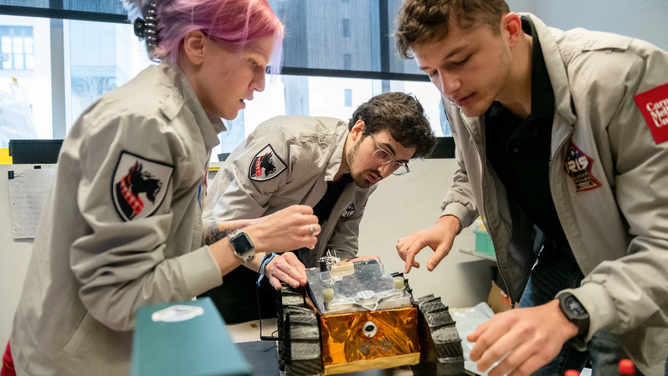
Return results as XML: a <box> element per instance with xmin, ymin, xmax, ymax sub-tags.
<box><xmin>70</xmin><ymin>112</ymin><xmax>220</xmax><ymax>331</ymax></box>
<box><xmin>564</xmin><ymin>42</ymin><xmax>668</xmax><ymax>341</ymax></box>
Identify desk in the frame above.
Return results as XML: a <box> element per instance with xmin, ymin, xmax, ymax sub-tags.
<box><xmin>226</xmin><ymin>319</ymin><xmax>480</xmax><ymax>376</ymax></box>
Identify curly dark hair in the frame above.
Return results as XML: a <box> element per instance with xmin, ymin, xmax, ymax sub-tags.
<box><xmin>396</xmin><ymin>0</ymin><xmax>510</xmax><ymax>59</ymax></box>
<box><xmin>348</xmin><ymin>92</ymin><xmax>436</xmax><ymax>159</ymax></box>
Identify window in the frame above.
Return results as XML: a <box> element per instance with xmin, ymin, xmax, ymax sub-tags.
<box><xmin>0</xmin><ymin>25</ymin><xmax>34</xmax><ymax>70</ymax></box>
<box><xmin>0</xmin><ymin>5</ymin><xmax>448</xmax><ymax>160</ymax></box>
<box><xmin>343</xmin><ymin>54</ymin><xmax>351</xmax><ymax>70</ymax></box>
<box><xmin>342</xmin><ymin>19</ymin><xmax>350</xmax><ymax>38</ymax></box>
<box><xmin>66</xmin><ymin>19</ymin><xmax>152</xmax><ymax>131</ymax></box>
<box><xmin>344</xmin><ymin>89</ymin><xmax>352</xmax><ymax>107</ymax></box>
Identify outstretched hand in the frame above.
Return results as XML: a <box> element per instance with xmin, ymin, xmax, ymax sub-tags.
<box><xmin>467</xmin><ymin>300</ymin><xmax>578</xmax><ymax>376</ymax></box>
<box><xmin>396</xmin><ymin>215</ymin><xmax>460</xmax><ymax>273</ymax></box>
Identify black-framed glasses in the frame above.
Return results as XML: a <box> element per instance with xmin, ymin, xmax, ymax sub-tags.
<box><xmin>369</xmin><ymin>133</ymin><xmax>410</xmax><ymax>176</ymax></box>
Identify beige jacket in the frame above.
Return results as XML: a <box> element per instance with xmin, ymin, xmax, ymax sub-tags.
<box><xmin>441</xmin><ymin>14</ymin><xmax>668</xmax><ymax>375</ymax></box>
<box><xmin>10</xmin><ymin>63</ymin><xmax>223</xmax><ymax>376</ymax></box>
<box><xmin>203</xmin><ymin>116</ymin><xmax>374</xmax><ymax>266</ymax></box>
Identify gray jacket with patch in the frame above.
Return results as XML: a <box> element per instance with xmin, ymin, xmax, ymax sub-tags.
<box><xmin>203</xmin><ymin>116</ymin><xmax>374</xmax><ymax>267</ymax></box>
<box><xmin>441</xmin><ymin>14</ymin><xmax>668</xmax><ymax>375</ymax></box>
<box><xmin>10</xmin><ymin>63</ymin><xmax>224</xmax><ymax>376</ymax></box>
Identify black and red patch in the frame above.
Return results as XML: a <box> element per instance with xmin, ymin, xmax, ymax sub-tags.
<box><xmin>112</xmin><ymin>151</ymin><xmax>173</xmax><ymax>221</ymax></box>
<box><xmin>248</xmin><ymin>144</ymin><xmax>286</xmax><ymax>182</ymax></box>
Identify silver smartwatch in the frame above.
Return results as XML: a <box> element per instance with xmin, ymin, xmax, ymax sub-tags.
<box><xmin>228</xmin><ymin>230</ymin><xmax>255</xmax><ymax>263</ymax></box>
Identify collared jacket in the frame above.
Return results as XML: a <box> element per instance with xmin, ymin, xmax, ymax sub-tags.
<box><xmin>10</xmin><ymin>63</ymin><xmax>224</xmax><ymax>376</ymax></box>
<box><xmin>203</xmin><ymin>116</ymin><xmax>374</xmax><ymax>267</ymax></box>
<box><xmin>441</xmin><ymin>14</ymin><xmax>668</xmax><ymax>375</ymax></box>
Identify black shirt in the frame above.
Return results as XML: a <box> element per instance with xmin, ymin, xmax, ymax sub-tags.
<box><xmin>484</xmin><ymin>17</ymin><xmax>570</xmax><ymax>251</ymax></box>
<box><xmin>313</xmin><ymin>173</ymin><xmax>353</xmax><ymax>225</ymax></box>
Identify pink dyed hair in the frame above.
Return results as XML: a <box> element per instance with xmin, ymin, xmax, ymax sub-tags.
<box><xmin>152</xmin><ymin>0</ymin><xmax>284</xmax><ymax>74</ymax></box>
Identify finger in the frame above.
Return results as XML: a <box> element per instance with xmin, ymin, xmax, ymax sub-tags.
<box><xmin>289</xmin><ymin>259</ymin><xmax>307</xmax><ymax>285</ymax></box>
<box><xmin>272</xmin><ymin>265</ymin><xmax>301</xmax><ymax>289</ymax></box>
<box><xmin>476</xmin><ymin>323</ymin><xmax>527</xmax><ymax>373</ymax></box>
<box><xmin>293</xmin><ymin>205</ymin><xmax>314</xmax><ymax>215</ymax></box>
<box><xmin>427</xmin><ymin>241</ymin><xmax>451</xmax><ymax>271</ymax></box>
<box><xmin>269</xmin><ymin>275</ymin><xmax>282</xmax><ymax>290</ymax></box>
<box><xmin>489</xmin><ymin>339</ymin><xmax>540</xmax><ymax>376</ymax></box>
<box><xmin>404</xmin><ymin>239</ymin><xmax>427</xmax><ymax>274</ymax></box>
<box><xmin>509</xmin><ymin>350</ymin><xmax>556</xmax><ymax>376</ymax></box>
<box><xmin>396</xmin><ymin>236</ymin><xmax>411</xmax><ymax>259</ymax></box>
<box><xmin>404</xmin><ymin>250</ymin><xmax>417</xmax><ymax>274</ymax></box>
<box><xmin>396</xmin><ymin>237</ymin><xmax>406</xmax><ymax>250</ymax></box>
<box><xmin>469</xmin><ymin>317</ymin><xmax>511</xmax><ymax>362</ymax></box>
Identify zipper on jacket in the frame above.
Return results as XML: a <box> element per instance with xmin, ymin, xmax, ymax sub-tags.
<box><xmin>459</xmin><ymin>113</ymin><xmax>516</xmax><ymax>306</ymax></box>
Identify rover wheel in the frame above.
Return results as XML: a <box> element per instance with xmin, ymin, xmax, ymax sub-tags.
<box><xmin>278</xmin><ymin>282</ymin><xmax>323</xmax><ymax>376</ymax></box>
<box><xmin>411</xmin><ymin>294</ymin><xmax>466</xmax><ymax>376</ymax></box>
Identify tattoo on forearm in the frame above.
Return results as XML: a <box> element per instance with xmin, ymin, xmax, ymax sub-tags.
<box><xmin>205</xmin><ymin>222</ymin><xmax>229</xmax><ymax>245</ymax></box>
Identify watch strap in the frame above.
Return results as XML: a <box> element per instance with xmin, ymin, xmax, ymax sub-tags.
<box><xmin>557</xmin><ymin>292</ymin><xmax>590</xmax><ymax>338</ymax></box>
<box><xmin>257</xmin><ymin>253</ymin><xmax>277</xmax><ymax>286</ymax></box>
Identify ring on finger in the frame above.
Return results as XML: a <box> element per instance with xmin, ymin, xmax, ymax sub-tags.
<box><xmin>310</xmin><ymin>224</ymin><xmax>316</xmax><ymax>236</ymax></box>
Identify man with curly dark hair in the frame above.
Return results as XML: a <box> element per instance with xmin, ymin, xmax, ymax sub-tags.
<box><xmin>201</xmin><ymin>92</ymin><xmax>436</xmax><ymax>323</ymax></box>
<box><xmin>394</xmin><ymin>0</ymin><xmax>668</xmax><ymax>375</ymax></box>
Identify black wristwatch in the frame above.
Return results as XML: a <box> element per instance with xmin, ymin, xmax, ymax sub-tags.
<box><xmin>228</xmin><ymin>230</ymin><xmax>255</xmax><ymax>263</ymax></box>
<box><xmin>557</xmin><ymin>293</ymin><xmax>590</xmax><ymax>338</ymax></box>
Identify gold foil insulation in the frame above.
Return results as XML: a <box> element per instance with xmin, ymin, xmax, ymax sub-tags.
<box><xmin>320</xmin><ymin>307</ymin><xmax>420</xmax><ymax>374</ymax></box>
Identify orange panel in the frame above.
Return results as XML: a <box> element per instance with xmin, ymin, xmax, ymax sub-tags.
<box><xmin>320</xmin><ymin>307</ymin><xmax>420</xmax><ymax>370</ymax></box>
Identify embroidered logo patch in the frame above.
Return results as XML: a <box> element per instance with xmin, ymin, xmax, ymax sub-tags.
<box><xmin>341</xmin><ymin>203</ymin><xmax>356</xmax><ymax>218</ymax></box>
<box><xmin>563</xmin><ymin>143</ymin><xmax>601</xmax><ymax>192</ymax></box>
<box><xmin>248</xmin><ymin>144</ymin><xmax>286</xmax><ymax>182</ymax></box>
<box><xmin>112</xmin><ymin>151</ymin><xmax>173</xmax><ymax>221</ymax></box>
<box><xmin>635</xmin><ymin>82</ymin><xmax>668</xmax><ymax>144</ymax></box>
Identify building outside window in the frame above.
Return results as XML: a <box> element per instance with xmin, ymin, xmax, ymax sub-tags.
<box><xmin>342</xmin><ymin>19</ymin><xmax>350</xmax><ymax>38</ymax></box>
<box><xmin>0</xmin><ymin>25</ymin><xmax>34</xmax><ymax>70</ymax></box>
<box><xmin>343</xmin><ymin>53</ymin><xmax>351</xmax><ymax>70</ymax></box>
<box><xmin>0</xmin><ymin>1</ymin><xmax>449</xmax><ymax>156</ymax></box>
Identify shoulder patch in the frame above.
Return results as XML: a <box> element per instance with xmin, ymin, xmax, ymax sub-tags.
<box><xmin>341</xmin><ymin>203</ymin><xmax>356</xmax><ymax>218</ymax></box>
<box><xmin>563</xmin><ymin>143</ymin><xmax>601</xmax><ymax>192</ymax></box>
<box><xmin>635</xmin><ymin>82</ymin><xmax>668</xmax><ymax>144</ymax></box>
<box><xmin>248</xmin><ymin>144</ymin><xmax>287</xmax><ymax>182</ymax></box>
<box><xmin>112</xmin><ymin>151</ymin><xmax>173</xmax><ymax>221</ymax></box>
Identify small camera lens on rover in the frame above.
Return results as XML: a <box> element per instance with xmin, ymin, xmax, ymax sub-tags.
<box><xmin>363</xmin><ymin>321</ymin><xmax>377</xmax><ymax>338</ymax></box>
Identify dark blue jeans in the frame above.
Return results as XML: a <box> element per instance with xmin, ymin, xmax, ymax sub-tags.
<box><xmin>518</xmin><ymin>244</ymin><xmax>647</xmax><ymax>376</ymax></box>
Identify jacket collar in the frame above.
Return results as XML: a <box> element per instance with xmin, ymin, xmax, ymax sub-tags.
<box><xmin>521</xmin><ymin>13</ymin><xmax>577</xmax><ymax>125</ymax></box>
<box><xmin>157</xmin><ymin>61</ymin><xmax>225</xmax><ymax>151</ymax></box>
<box><xmin>323</xmin><ymin>120</ymin><xmax>349</xmax><ymax>182</ymax></box>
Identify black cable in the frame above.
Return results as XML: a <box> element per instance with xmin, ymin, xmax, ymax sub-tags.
<box><xmin>257</xmin><ymin>279</ymin><xmax>280</xmax><ymax>341</ymax></box>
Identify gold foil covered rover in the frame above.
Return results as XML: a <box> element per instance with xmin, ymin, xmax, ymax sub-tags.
<box><xmin>319</xmin><ymin>307</ymin><xmax>420</xmax><ymax>375</ymax></box>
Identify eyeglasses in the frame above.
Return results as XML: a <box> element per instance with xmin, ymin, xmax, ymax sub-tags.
<box><xmin>369</xmin><ymin>133</ymin><xmax>410</xmax><ymax>176</ymax></box>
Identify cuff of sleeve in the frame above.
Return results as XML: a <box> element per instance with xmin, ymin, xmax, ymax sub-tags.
<box><xmin>558</xmin><ymin>283</ymin><xmax>620</xmax><ymax>342</ymax></box>
<box><xmin>178</xmin><ymin>246</ymin><xmax>222</xmax><ymax>297</ymax></box>
<box><xmin>441</xmin><ymin>202</ymin><xmax>471</xmax><ymax>234</ymax></box>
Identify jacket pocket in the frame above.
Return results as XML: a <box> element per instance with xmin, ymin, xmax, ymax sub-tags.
<box><xmin>63</xmin><ymin>312</ymin><xmax>96</xmax><ymax>355</ymax></box>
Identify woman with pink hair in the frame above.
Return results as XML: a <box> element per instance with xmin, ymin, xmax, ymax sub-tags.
<box><xmin>2</xmin><ymin>1</ymin><xmax>320</xmax><ymax>375</ymax></box>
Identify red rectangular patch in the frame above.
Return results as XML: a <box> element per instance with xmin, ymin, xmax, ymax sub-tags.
<box><xmin>635</xmin><ymin>82</ymin><xmax>668</xmax><ymax>144</ymax></box>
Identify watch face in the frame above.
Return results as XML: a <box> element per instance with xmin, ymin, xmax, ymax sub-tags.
<box><xmin>565</xmin><ymin>296</ymin><xmax>587</xmax><ymax>317</ymax></box>
<box><xmin>233</xmin><ymin>232</ymin><xmax>254</xmax><ymax>254</ymax></box>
